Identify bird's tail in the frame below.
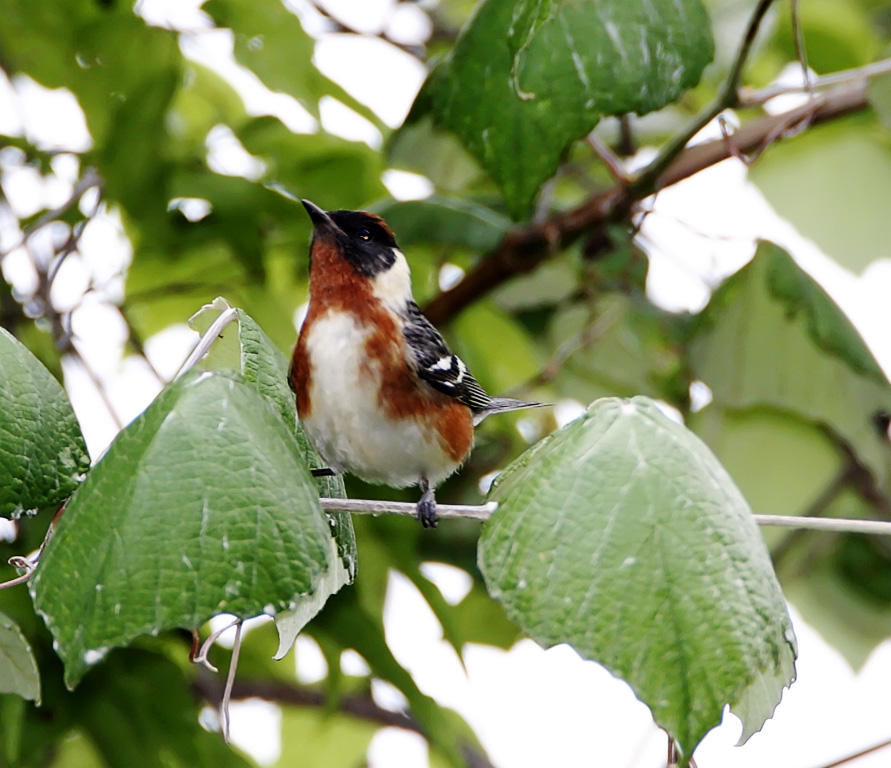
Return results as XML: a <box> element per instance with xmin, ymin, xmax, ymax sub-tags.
<box><xmin>473</xmin><ymin>397</ymin><xmax>548</xmax><ymax>426</ymax></box>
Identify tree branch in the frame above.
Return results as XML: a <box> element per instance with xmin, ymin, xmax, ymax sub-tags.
<box><xmin>422</xmin><ymin>82</ymin><xmax>868</xmax><ymax>325</ymax></box>
<box><xmin>192</xmin><ymin>672</ymin><xmax>497</xmax><ymax>768</ymax></box>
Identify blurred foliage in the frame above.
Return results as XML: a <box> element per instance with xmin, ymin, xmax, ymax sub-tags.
<box><xmin>0</xmin><ymin>0</ymin><xmax>890</xmax><ymax>766</ymax></box>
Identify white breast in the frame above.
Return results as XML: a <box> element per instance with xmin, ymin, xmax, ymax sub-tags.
<box><xmin>301</xmin><ymin>310</ymin><xmax>461</xmax><ymax>488</ymax></box>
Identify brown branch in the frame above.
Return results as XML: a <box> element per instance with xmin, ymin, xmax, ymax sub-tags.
<box><xmin>422</xmin><ymin>82</ymin><xmax>868</xmax><ymax>326</ymax></box>
<box><xmin>816</xmin><ymin>736</ymin><xmax>891</xmax><ymax>768</ymax></box>
<box><xmin>192</xmin><ymin>672</ymin><xmax>495</xmax><ymax>768</ymax></box>
<box><xmin>193</xmin><ymin>673</ymin><xmax>421</xmax><ymax>732</ymax></box>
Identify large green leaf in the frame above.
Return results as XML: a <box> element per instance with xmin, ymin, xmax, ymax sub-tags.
<box><xmin>688</xmin><ymin>241</ymin><xmax>891</xmax><ymax>492</ymax></box>
<box><xmin>479</xmin><ymin>397</ymin><xmax>796</xmax><ymax>764</ymax></box>
<box><xmin>31</xmin><ymin>370</ymin><xmax>342</xmax><ymax>687</ymax></box>
<box><xmin>188</xmin><ymin>300</ymin><xmax>356</xmax><ymax>656</ymax></box>
<box><xmin>0</xmin><ymin>327</ymin><xmax>90</xmax><ymax>518</ymax></box>
<box><xmin>407</xmin><ymin>0</ymin><xmax>713</xmax><ymax>216</ymax></box>
<box><xmin>0</xmin><ymin>613</ymin><xmax>40</xmax><ymax>704</ymax></box>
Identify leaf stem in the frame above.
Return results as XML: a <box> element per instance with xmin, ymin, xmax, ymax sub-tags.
<box><xmin>631</xmin><ymin>0</ymin><xmax>778</xmax><ymax>193</ymax></box>
<box><xmin>175</xmin><ymin>304</ymin><xmax>238</xmax><ymax>379</ymax></box>
<box><xmin>221</xmin><ymin>619</ymin><xmax>243</xmax><ymax>744</ymax></box>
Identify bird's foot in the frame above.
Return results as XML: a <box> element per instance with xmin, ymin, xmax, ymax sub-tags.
<box><xmin>417</xmin><ymin>481</ymin><xmax>438</xmax><ymax>528</ymax></box>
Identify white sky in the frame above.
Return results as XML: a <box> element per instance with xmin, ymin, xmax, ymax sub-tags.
<box><xmin>2</xmin><ymin>1</ymin><xmax>891</xmax><ymax>766</ymax></box>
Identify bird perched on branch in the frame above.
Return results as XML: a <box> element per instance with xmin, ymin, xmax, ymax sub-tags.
<box><xmin>290</xmin><ymin>199</ymin><xmax>544</xmax><ymax>527</ymax></box>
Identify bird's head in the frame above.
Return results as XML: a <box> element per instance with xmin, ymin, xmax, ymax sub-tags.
<box><xmin>302</xmin><ymin>199</ymin><xmax>413</xmax><ymax>308</ymax></box>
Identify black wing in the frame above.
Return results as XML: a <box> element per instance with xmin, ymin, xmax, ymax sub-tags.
<box><xmin>402</xmin><ymin>302</ymin><xmax>491</xmax><ymax>412</ymax></box>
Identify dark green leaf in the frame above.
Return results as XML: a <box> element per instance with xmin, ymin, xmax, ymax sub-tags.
<box><xmin>408</xmin><ymin>0</ymin><xmax>713</xmax><ymax>216</ymax></box>
<box><xmin>31</xmin><ymin>370</ymin><xmax>344</xmax><ymax>687</ymax></box>
<box><xmin>0</xmin><ymin>327</ymin><xmax>90</xmax><ymax>518</ymax></box>
<box><xmin>0</xmin><ymin>613</ymin><xmax>40</xmax><ymax>704</ymax></box>
<box><xmin>480</xmin><ymin>397</ymin><xmax>796</xmax><ymax>763</ymax></box>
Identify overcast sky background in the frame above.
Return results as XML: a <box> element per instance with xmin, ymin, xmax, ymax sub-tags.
<box><xmin>1</xmin><ymin>1</ymin><xmax>891</xmax><ymax>766</ymax></box>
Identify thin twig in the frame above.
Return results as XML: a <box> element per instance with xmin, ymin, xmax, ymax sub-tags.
<box><xmin>221</xmin><ymin>619</ymin><xmax>243</xmax><ymax>744</ymax></box>
<box><xmin>741</xmin><ymin>56</ymin><xmax>891</xmax><ymax>104</ymax></box>
<box><xmin>67</xmin><ymin>345</ymin><xmax>124</xmax><ymax>430</ymax></box>
<box><xmin>319</xmin><ymin>497</ymin><xmax>891</xmax><ymax>536</ymax></box>
<box><xmin>509</xmin><ymin>298</ymin><xmax>625</xmax><ymax>396</ymax></box>
<box><xmin>0</xmin><ymin>168</ymin><xmax>101</xmax><ymax>261</ymax></box>
<box><xmin>790</xmin><ymin>0</ymin><xmax>813</xmax><ymax>98</ymax></box>
<box><xmin>815</xmin><ymin>736</ymin><xmax>891</xmax><ymax>768</ymax></box>
<box><xmin>192</xmin><ymin>617</ymin><xmax>241</xmax><ymax>673</ymax></box>
<box><xmin>319</xmin><ymin>497</ymin><xmax>497</xmax><ymax>521</ymax></box>
<box><xmin>422</xmin><ymin>82</ymin><xmax>867</xmax><ymax>326</ymax></box>
<box><xmin>631</xmin><ymin>0</ymin><xmax>779</xmax><ymax>192</ymax></box>
<box><xmin>191</xmin><ymin>672</ymin><xmax>497</xmax><ymax>768</ymax></box>
<box><xmin>587</xmin><ymin>133</ymin><xmax>631</xmax><ymax>183</ymax></box>
<box><xmin>0</xmin><ymin>501</ymin><xmax>65</xmax><ymax>590</ymax></box>
<box><xmin>755</xmin><ymin>515</ymin><xmax>891</xmax><ymax>535</ymax></box>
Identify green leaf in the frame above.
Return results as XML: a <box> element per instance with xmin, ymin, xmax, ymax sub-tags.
<box><xmin>868</xmin><ymin>68</ymin><xmax>891</xmax><ymax>130</ymax></box>
<box><xmin>689</xmin><ymin>407</ymin><xmax>842</xmax><ymax>525</ymax></box>
<box><xmin>236</xmin><ymin>117</ymin><xmax>386</xmax><ymax>210</ymax></box>
<box><xmin>0</xmin><ymin>327</ymin><xmax>90</xmax><ymax>518</ymax></box>
<box><xmin>204</xmin><ymin>0</ymin><xmax>385</xmax><ymax>129</ymax></box>
<box><xmin>452</xmin><ymin>302</ymin><xmax>542</xmax><ymax>395</ymax></box>
<box><xmin>187</xmin><ymin>300</ymin><xmax>357</xmax><ymax>657</ymax></box>
<box><xmin>479</xmin><ymin>397</ymin><xmax>796</xmax><ymax>763</ymax></box>
<box><xmin>274</xmin><ymin>706</ymin><xmax>376</xmax><ymax>768</ymax></box>
<box><xmin>774</xmin><ymin>487</ymin><xmax>891</xmax><ymax>669</ymax></box>
<box><xmin>408</xmin><ymin>0</ymin><xmax>713</xmax><ymax>216</ymax></box>
<box><xmin>688</xmin><ymin>241</ymin><xmax>891</xmax><ymax>492</ymax></box>
<box><xmin>0</xmin><ymin>613</ymin><xmax>40</xmax><ymax>704</ymax></box>
<box><xmin>547</xmin><ymin>294</ymin><xmax>685</xmax><ymax>402</ymax></box>
<box><xmin>771</xmin><ymin>0</ymin><xmax>880</xmax><ymax>73</ymax></box>
<box><xmin>372</xmin><ymin>196</ymin><xmax>511</xmax><ymax>252</ymax></box>
<box><xmin>750</xmin><ymin>118</ymin><xmax>891</xmax><ymax>273</ymax></box>
<box><xmin>31</xmin><ymin>370</ymin><xmax>343</xmax><ymax>688</ymax></box>
<box><xmin>204</xmin><ymin>0</ymin><xmax>324</xmax><ymax>117</ymax></box>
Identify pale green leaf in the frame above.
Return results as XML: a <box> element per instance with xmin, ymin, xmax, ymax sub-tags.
<box><xmin>479</xmin><ymin>397</ymin><xmax>796</xmax><ymax>762</ymax></box>
<box><xmin>688</xmin><ymin>241</ymin><xmax>891</xmax><ymax>492</ymax></box>
<box><xmin>750</xmin><ymin>120</ymin><xmax>891</xmax><ymax>273</ymax></box>
<box><xmin>0</xmin><ymin>613</ymin><xmax>40</xmax><ymax>704</ymax></box>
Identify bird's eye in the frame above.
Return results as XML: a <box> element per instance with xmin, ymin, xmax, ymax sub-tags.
<box><xmin>357</xmin><ymin>228</ymin><xmax>371</xmax><ymax>241</ymax></box>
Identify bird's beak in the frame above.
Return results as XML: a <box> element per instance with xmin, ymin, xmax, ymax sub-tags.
<box><xmin>301</xmin><ymin>199</ymin><xmax>340</xmax><ymax>235</ymax></box>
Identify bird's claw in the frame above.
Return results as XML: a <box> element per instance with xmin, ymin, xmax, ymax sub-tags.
<box><xmin>417</xmin><ymin>484</ymin><xmax>438</xmax><ymax>528</ymax></box>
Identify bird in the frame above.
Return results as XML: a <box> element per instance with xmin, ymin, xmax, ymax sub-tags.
<box><xmin>290</xmin><ymin>199</ymin><xmax>544</xmax><ymax>528</ymax></box>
